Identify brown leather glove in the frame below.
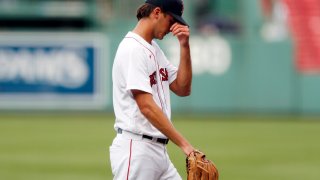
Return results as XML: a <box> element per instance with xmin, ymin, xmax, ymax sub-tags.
<box><xmin>186</xmin><ymin>150</ymin><xmax>219</xmax><ymax>180</ymax></box>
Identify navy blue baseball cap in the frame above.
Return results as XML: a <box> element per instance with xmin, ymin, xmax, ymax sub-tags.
<box><xmin>145</xmin><ymin>0</ymin><xmax>188</xmax><ymax>26</ymax></box>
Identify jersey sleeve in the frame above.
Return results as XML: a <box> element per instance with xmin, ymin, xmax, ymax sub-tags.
<box><xmin>125</xmin><ymin>48</ymin><xmax>153</xmax><ymax>94</ymax></box>
<box><xmin>154</xmin><ymin>41</ymin><xmax>178</xmax><ymax>84</ymax></box>
<box><xmin>166</xmin><ymin>60</ymin><xmax>178</xmax><ymax>84</ymax></box>
<box><xmin>158</xmin><ymin>48</ymin><xmax>177</xmax><ymax>84</ymax></box>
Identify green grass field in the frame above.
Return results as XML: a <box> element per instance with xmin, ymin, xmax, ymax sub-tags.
<box><xmin>1</xmin><ymin>113</ymin><xmax>320</xmax><ymax>180</ymax></box>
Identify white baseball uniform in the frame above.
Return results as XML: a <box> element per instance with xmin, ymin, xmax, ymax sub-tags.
<box><xmin>110</xmin><ymin>31</ymin><xmax>182</xmax><ymax>180</ymax></box>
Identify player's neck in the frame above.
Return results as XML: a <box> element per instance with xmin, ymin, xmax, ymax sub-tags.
<box><xmin>132</xmin><ymin>20</ymin><xmax>154</xmax><ymax>44</ymax></box>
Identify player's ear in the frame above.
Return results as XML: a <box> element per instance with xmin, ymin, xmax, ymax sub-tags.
<box><xmin>153</xmin><ymin>7</ymin><xmax>161</xmax><ymax>19</ymax></box>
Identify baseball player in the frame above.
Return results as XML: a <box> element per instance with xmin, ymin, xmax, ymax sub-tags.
<box><xmin>110</xmin><ymin>0</ymin><xmax>195</xmax><ymax>179</ymax></box>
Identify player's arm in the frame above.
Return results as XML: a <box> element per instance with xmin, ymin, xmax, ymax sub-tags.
<box><xmin>132</xmin><ymin>89</ymin><xmax>194</xmax><ymax>156</ymax></box>
<box><xmin>169</xmin><ymin>23</ymin><xmax>192</xmax><ymax>97</ymax></box>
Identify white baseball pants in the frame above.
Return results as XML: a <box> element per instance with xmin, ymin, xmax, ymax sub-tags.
<box><xmin>109</xmin><ymin>131</ymin><xmax>182</xmax><ymax>180</ymax></box>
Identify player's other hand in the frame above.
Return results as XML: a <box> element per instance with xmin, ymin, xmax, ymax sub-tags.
<box><xmin>170</xmin><ymin>23</ymin><xmax>189</xmax><ymax>46</ymax></box>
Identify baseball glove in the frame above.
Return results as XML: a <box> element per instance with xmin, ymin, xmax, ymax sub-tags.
<box><xmin>186</xmin><ymin>150</ymin><xmax>219</xmax><ymax>180</ymax></box>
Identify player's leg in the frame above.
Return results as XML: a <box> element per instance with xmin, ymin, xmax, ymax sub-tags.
<box><xmin>159</xmin><ymin>150</ymin><xmax>183</xmax><ymax>180</ymax></box>
<box><xmin>109</xmin><ymin>136</ymin><xmax>131</xmax><ymax>180</ymax></box>
<box><xmin>110</xmin><ymin>134</ymin><xmax>167</xmax><ymax>180</ymax></box>
<box><xmin>126</xmin><ymin>140</ymin><xmax>165</xmax><ymax>180</ymax></box>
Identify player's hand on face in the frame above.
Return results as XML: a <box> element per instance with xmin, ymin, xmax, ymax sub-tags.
<box><xmin>170</xmin><ymin>23</ymin><xmax>189</xmax><ymax>46</ymax></box>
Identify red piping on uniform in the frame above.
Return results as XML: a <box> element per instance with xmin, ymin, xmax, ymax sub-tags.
<box><xmin>153</xmin><ymin>59</ymin><xmax>168</xmax><ymax>112</ymax></box>
<box><xmin>125</xmin><ymin>37</ymin><xmax>166</xmax><ymax>112</ymax></box>
<box><xmin>126</xmin><ymin>139</ymin><xmax>133</xmax><ymax>180</ymax></box>
<box><xmin>157</xmin><ymin>64</ymin><xmax>168</xmax><ymax>109</ymax></box>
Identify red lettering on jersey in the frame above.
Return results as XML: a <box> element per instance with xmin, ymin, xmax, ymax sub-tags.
<box><xmin>149</xmin><ymin>71</ymin><xmax>157</xmax><ymax>87</ymax></box>
<box><xmin>160</xmin><ymin>68</ymin><xmax>168</xmax><ymax>81</ymax></box>
<box><xmin>149</xmin><ymin>68</ymin><xmax>168</xmax><ymax>87</ymax></box>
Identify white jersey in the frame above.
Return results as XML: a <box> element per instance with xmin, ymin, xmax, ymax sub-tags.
<box><xmin>112</xmin><ymin>32</ymin><xmax>178</xmax><ymax>138</ymax></box>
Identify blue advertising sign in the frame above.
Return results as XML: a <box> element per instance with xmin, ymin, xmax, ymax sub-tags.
<box><xmin>0</xmin><ymin>32</ymin><xmax>108</xmax><ymax>110</ymax></box>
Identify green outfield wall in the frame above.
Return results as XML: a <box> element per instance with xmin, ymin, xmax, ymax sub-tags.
<box><xmin>105</xmin><ymin>0</ymin><xmax>320</xmax><ymax>114</ymax></box>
